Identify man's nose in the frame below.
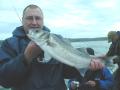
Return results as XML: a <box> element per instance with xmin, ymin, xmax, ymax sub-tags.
<box><xmin>32</xmin><ymin>17</ymin><xmax>37</xmax><ymax>24</ymax></box>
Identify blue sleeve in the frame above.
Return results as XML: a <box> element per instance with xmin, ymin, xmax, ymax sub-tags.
<box><xmin>0</xmin><ymin>40</ymin><xmax>30</xmax><ymax>88</ymax></box>
<box><xmin>98</xmin><ymin>68</ymin><xmax>114</xmax><ymax>90</ymax></box>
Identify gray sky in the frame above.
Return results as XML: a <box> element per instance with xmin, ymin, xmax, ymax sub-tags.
<box><xmin>0</xmin><ymin>0</ymin><xmax>120</xmax><ymax>40</ymax></box>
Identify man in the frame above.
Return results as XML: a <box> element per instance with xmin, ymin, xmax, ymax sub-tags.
<box><xmin>107</xmin><ymin>31</ymin><xmax>120</xmax><ymax>56</ymax></box>
<box><xmin>0</xmin><ymin>4</ymin><xmax>103</xmax><ymax>90</ymax></box>
<box><xmin>106</xmin><ymin>31</ymin><xmax>120</xmax><ymax>90</ymax></box>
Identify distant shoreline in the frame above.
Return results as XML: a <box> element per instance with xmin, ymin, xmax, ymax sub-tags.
<box><xmin>67</xmin><ymin>37</ymin><xmax>107</xmax><ymax>42</ymax></box>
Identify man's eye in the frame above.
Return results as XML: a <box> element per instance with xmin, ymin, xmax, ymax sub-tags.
<box><xmin>26</xmin><ymin>17</ymin><xmax>33</xmax><ymax>20</ymax></box>
<box><xmin>25</xmin><ymin>16</ymin><xmax>41</xmax><ymax>20</ymax></box>
<box><xmin>35</xmin><ymin>16</ymin><xmax>41</xmax><ymax>20</ymax></box>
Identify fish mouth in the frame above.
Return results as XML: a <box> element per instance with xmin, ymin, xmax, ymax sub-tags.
<box><xmin>27</xmin><ymin>28</ymin><xmax>50</xmax><ymax>43</ymax></box>
<box><xmin>29</xmin><ymin>28</ymin><xmax>42</xmax><ymax>32</ymax></box>
<box><xmin>25</xmin><ymin>28</ymin><xmax>41</xmax><ymax>34</ymax></box>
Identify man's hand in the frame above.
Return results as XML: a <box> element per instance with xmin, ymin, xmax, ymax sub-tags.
<box><xmin>89</xmin><ymin>58</ymin><xmax>104</xmax><ymax>71</ymax></box>
<box><xmin>24</xmin><ymin>41</ymin><xmax>43</xmax><ymax>64</ymax></box>
<box><xmin>85</xmin><ymin>80</ymin><xmax>96</xmax><ymax>87</ymax></box>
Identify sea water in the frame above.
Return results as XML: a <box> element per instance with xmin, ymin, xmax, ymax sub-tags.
<box><xmin>71</xmin><ymin>40</ymin><xmax>110</xmax><ymax>56</ymax></box>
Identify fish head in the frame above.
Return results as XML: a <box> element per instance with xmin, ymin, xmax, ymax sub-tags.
<box><xmin>27</xmin><ymin>28</ymin><xmax>50</xmax><ymax>45</ymax></box>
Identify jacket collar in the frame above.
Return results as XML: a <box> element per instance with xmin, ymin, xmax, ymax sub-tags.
<box><xmin>12</xmin><ymin>26</ymin><xmax>50</xmax><ymax>38</ymax></box>
<box><xmin>12</xmin><ymin>26</ymin><xmax>26</xmax><ymax>38</ymax></box>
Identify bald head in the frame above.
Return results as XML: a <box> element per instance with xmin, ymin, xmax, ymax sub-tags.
<box><xmin>22</xmin><ymin>4</ymin><xmax>43</xmax><ymax>18</ymax></box>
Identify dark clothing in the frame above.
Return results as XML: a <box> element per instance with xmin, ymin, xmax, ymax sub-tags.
<box><xmin>68</xmin><ymin>67</ymin><xmax>113</xmax><ymax>90</ymax></box>
<box><xmin>106</xmin><ymin>40</ymin><xmax>120</xmax><ymax>90</ymax></box>
<box><xmin>113</xmin><ymin>68</ymin><xmax>120</xmax><ymax>90</ymax></box>
<box><xmin>0</xmin><ymin>26</ymin><xmax>81</xmax><ymax>90</ymax></box>
<box><xmin>107</xmin><ymin>40</ymin><xmax>120</xmax><ymax>56</ymax></box>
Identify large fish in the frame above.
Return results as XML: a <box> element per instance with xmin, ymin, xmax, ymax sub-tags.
<box><xmin>27</xmin><ymin>28</ymin><xmax>118</xmax><ymax>72</ymax></box>
<box><xmin>27</xmin><ymin>28</ymin><xmax>92</xmax><ymax>69</ymax></box>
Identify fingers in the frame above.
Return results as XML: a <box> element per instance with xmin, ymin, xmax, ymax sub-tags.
<box><xmin>86</xmin><ymin>81</ymin><xmax>96</xmax><ymax>87</ymax></box>
<box><xmin>24</xmin><ymin>41</ymin><xmax>42</xmax><ymax>61</ymax></box>
<box><xmin>90</xmin><ymin>59</ymin><xmax>104</xmax><ymax>71</ymax></box>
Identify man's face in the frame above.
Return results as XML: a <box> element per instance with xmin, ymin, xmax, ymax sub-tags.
<box><xmin>22</xmin><ymin>8</ymin><xmax>43</xmax><ymax>33</ymax></box>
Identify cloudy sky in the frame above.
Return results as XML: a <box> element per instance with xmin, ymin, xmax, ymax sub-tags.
<box><xmin>0</xmin><ymin>0</ymin><xmax>120</xmax><ymax>40</ymax></box>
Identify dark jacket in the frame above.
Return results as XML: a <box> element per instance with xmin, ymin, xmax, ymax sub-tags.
<box><xmin>107</xmin><ymin>40</ymin><xmax>120</xmax><ymax>90</ymax></box>
<box><xmin>68</xmin><ymin>67</ymin><xmax>113</xmax><ymax>90</ymax></box>
<box><xmin>107</xmin><ymin>40</ymin><xmax>120</xmax><ymax>56</ymax></box>
<box><xmin>0</xmin><ymin>26</ymin><xmax>80</xmax><ymax>90</ymax></box>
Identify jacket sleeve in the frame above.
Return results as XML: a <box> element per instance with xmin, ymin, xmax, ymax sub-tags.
<box><xmin>0</xmin><ymin>39</ymin><xmax>30</xmax><ymax>88</ymax></box>
<box><xmin>97</xmin><ymin>68</ymin><xmax>114</xmax><ymax>90</ymax></box>
<box><xmin>63</xmin><ymin>64</ymin><xmax>83</xmax><ymax>82</ymax></box>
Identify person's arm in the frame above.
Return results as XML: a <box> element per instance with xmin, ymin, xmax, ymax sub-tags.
<box><xmin>0</xmin><ymin>54</ymin><xmax>30</xmax><ymax>88</ymax></box>
<box><xmin>0</xmin><ymin>40</ymin><xmax>42</xmax><ymax>88</ymax></box>
<box><xmin>0</xmin><ymin>40</ymin><xmax>31</xmax><ymax>88</ymax></box>
<box><xmin>96</xmin><ymin>68</ymin><xmax>114</xmax><ymax>90</ymax></box>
